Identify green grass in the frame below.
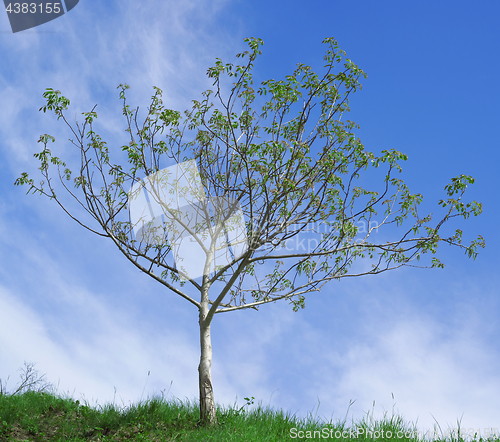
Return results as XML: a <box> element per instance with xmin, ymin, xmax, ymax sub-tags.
<box><xmin>0</xmin><ymin>389</ymin><xmax>498</xmax><ymax>442</ymax></box>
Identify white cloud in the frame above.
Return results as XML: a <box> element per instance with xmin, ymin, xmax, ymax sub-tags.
<box><xmin>0</xmin><ymin>272</ymin><xmax>205</xmax><ymax>405</ymax></box>
<box><xmin>300</xmin><ymin>291</ymin><xmax>500</xmax><ymax>435</ymax></box>
<box><xmin>1</xmin><ymin>0</ymin><xmax>243</xmax><ymax>180</ymax></box>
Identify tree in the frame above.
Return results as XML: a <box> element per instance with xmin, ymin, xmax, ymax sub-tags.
<box><xmin>15</xmin><ymin>37</ymin><xmax>485</xmax><ymax>426</ymax></box>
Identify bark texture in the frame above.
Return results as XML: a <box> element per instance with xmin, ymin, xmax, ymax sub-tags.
<box><xmin>198</xmin><ymin>294</ymin><xmax>217</xmax><ymax>426</ymax></box>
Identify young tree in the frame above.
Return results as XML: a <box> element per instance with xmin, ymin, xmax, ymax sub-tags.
<box><xmin>15</xmin><ymin>37</ymin><xmax>484</xmax><ymax>426</ymax></box>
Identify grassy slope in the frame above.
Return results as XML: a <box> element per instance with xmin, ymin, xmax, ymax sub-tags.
<box><xmin>0</xmin><ymin>390</ymin><xmax>497</xmax><ymax>442</ymax></box>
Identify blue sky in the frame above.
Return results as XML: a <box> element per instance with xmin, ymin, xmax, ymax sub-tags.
<box><xmin>1</xmin><ymin>0</ymin><xmax>499</xmax><ymax>436</ymax></box>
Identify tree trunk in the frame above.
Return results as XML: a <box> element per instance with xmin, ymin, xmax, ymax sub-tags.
<box><xmin>198</xmin><ymin>301</ymin><xmax>217</xmax><ymax>426</ymax></box>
